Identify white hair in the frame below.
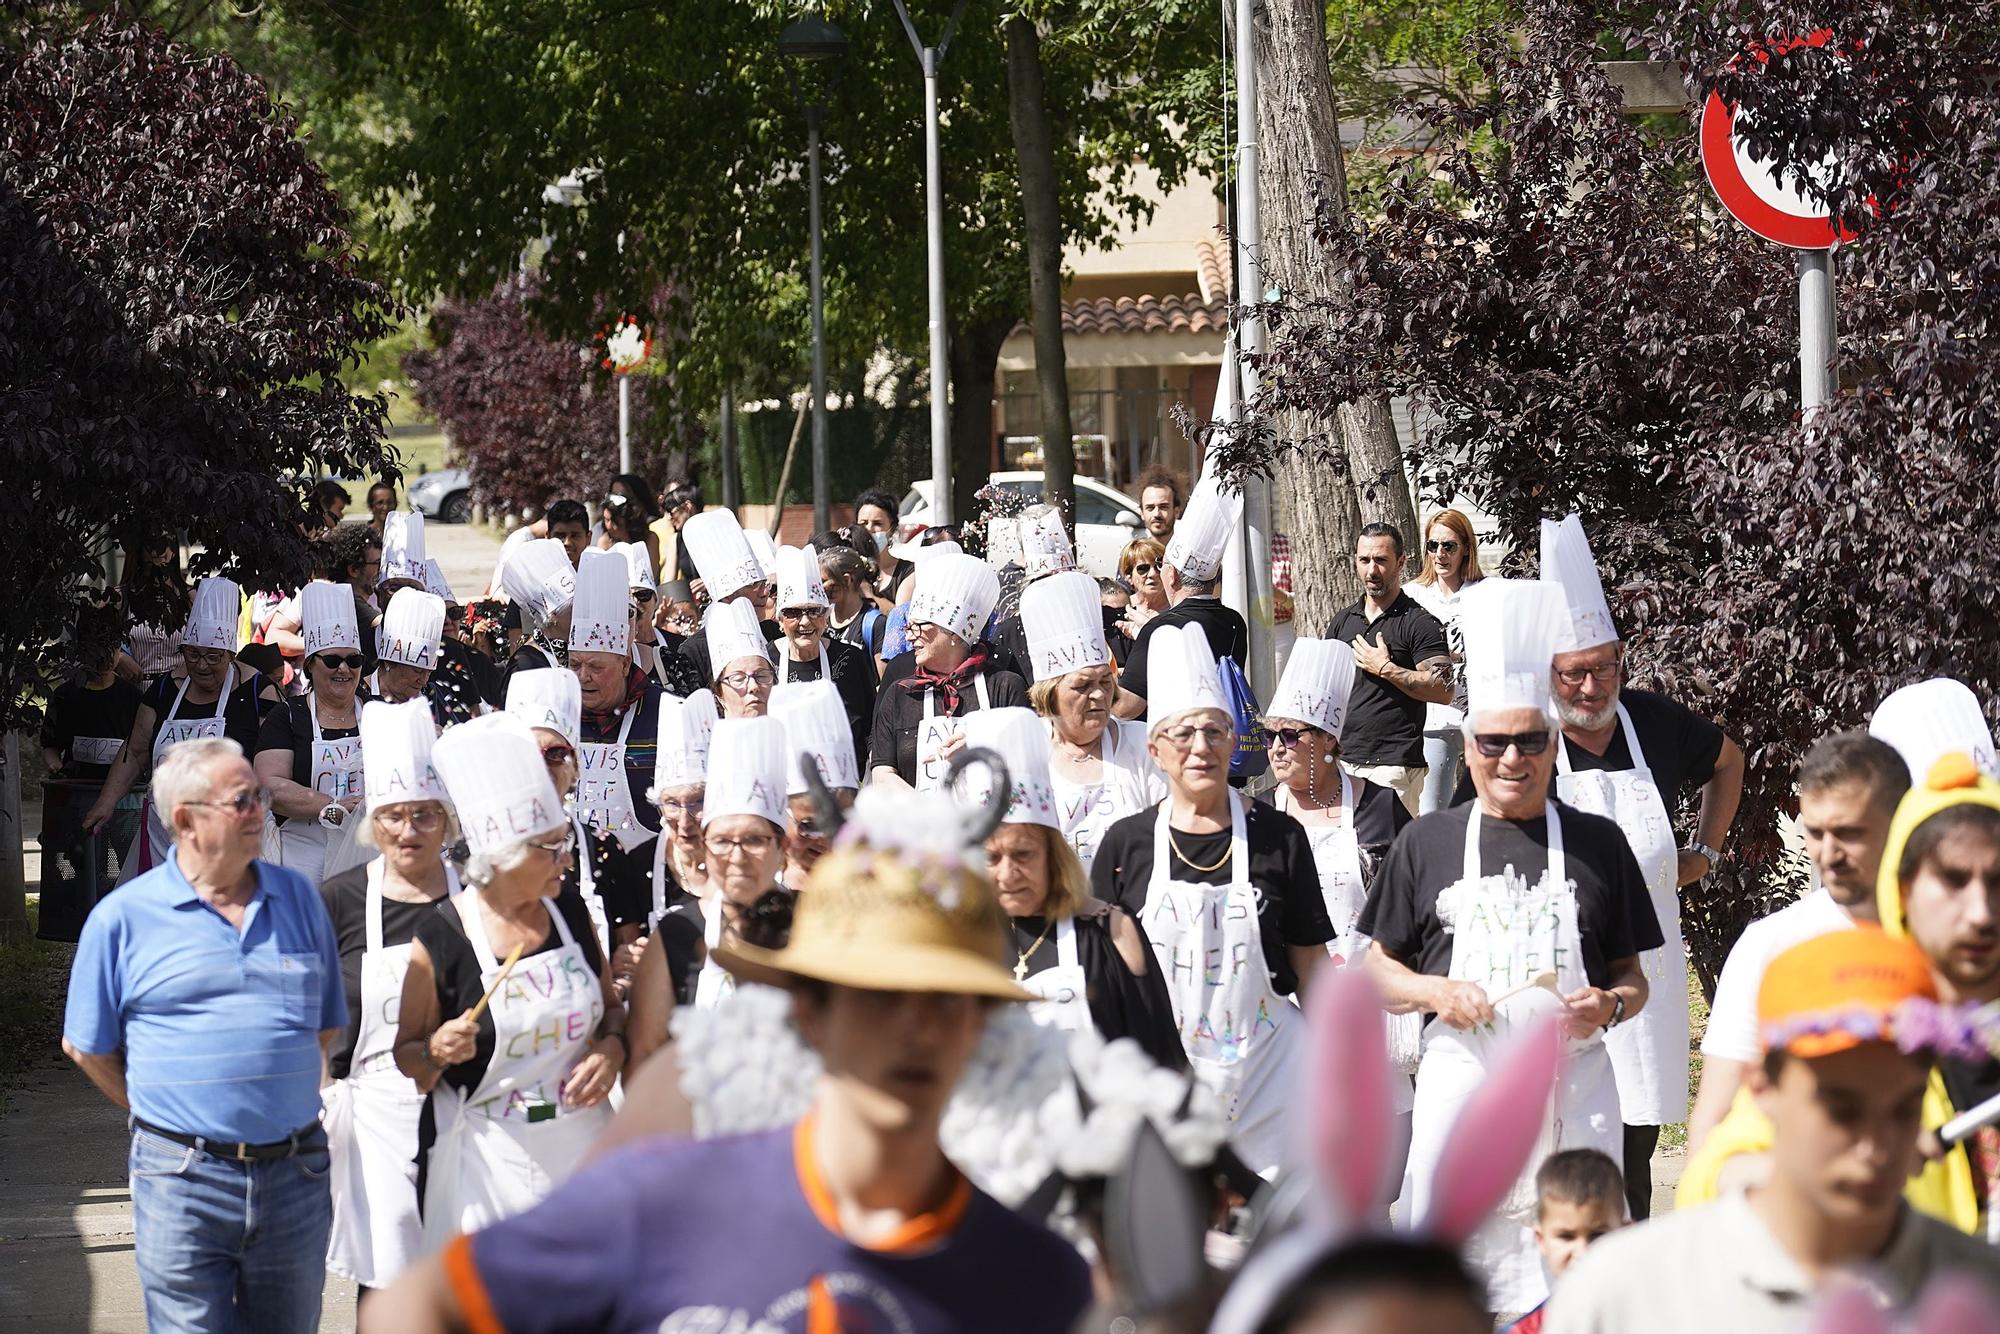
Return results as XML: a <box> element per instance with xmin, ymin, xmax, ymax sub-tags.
<box><xmin>152</xmin><ymin>737</ymin><xmax>246</xmax><ymax>823</ymax></box>
<box><xmin>463</xmin><ymin>838</ymin><xmax>538</xmax><ymax>886</ymax></box>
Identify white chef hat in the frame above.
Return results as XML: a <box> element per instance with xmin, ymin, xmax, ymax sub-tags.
<box><xmin>701</xmin><ymin>715</ymin><xmax>789</xmax><ymax>829</ymax></box>
<box><xmin>1459</xmin><ymin>578</ymin><xmax>1568</xmax><ymax>722</ymax></box>
<box><xmin>653</xmin><ymin>688</ymin><xmax>717</xmax><ymax>791</ymax></box>
<box><xmin>1871</xmin><ymin>678</ymin><xmax>1999</xmax><ymax>782</ymax></box>
<box><xmin>891</xmin><ymin>535</ymin><xmax>964</xmax><ymax>564</ymax></box>
<box><xmin>381</xmin><ymin>511</ymin><xmax>427</xmax><ymax>585</ymax></box>
<box><xmin>614</xmin><ymin>540</ymin><xmax>656</xmax><ymax>594</ymax></box>
<box><xmin>908</xmin><ymin>552</ymin><xmax>1001</xmax><ymax>645</ymax></box>
<box><xmin>505</xmin><ymin>666</ymin><xmax>582</xmax><ymax>749</ymax></box>
<box><xmin>421</xmin><ymin>558</ymin><xmax>457</xmax><ymax>604</ymax></box>
<box><xmin>431</xmin><ymin>712</ymin><xmax>565</xmax><ymax>855</ymax></box>
<box><xmin>1146</xmin><ymin>622</ymin><xmax>1229</xmax><ymax>735</ymax></box>
<box><xmin>1539</xmin><ymin>513</ymin><xmax>1619</xmax><ymax>652</ymax></box>
<box><xmin>377</xmin><ymin>588</ymin><xmax>445</xmax><ymax>669</ymax></box>
<box><xmin>1021</xmin><ymin>506</ymin><xmax>1076</xmax><ymax>581</ymax></box>
<box><xmin>361</xmin><ymin>697</ymin><xmax>446</xmax><ymax>815</ymax></box>
<box><xmin>1164</xmin><ymin>471</ymin><xmax>1242</xmax><ymax>584</ymax></box>
<box><xmin>681</xmin><ymin>509</ymin><xmax>765</xmax><ymax>600</ymax></box>
<box><xmin>705</xmin><ymin>597</ymin><xmax>775</xmax><ymax>680</ymax></box>
<box><xmin>771</xmin><ymin>679</ymin><xmax>859</xmax><ymax>794</ymax></box>
<box><xmin>960</xmin><ymin>707</ymin><xmax>1060</xmax><ymax>829</ymax></box>
<box><xmin>498</xmin><ymin>537</ymin><xmax>576</xmax><ymax>628</ymax></box>
<box><xmin>182</xmin><ymin>576</ymin><xmax>241</xmax><ymax>652</ymax></box>
<box><xmin>746</xmin><ymin>528</ymin><xmax>779</xmax><ymax>582</ymax></box>
<box><xmin>1020</xmin><ymin>570</ymin><xmax>1109</xmax><ymax>682</ymax></box>
<box><xmin>568</xmin><ymin>548</ymin><xmax>631</xmax><ymax>657</ymax></box>
<box><xmin>985</xmin><ymin>515</ymin><xmax>1025</xmax><ymax>569</ymax></box>
<box><xmin>1264</xmin><ymin>637</ymin><xmax>1358</xmax><ymax>736</ymax></box>
<box><xmin>774</xmin><ymin>545</ymin><xmax>830</xmax><ymax>611</ymax></box>
<box><xmin>300</xmin><ymin>580</ymin><xmax>360</xmax><ymax>659</ymax></box>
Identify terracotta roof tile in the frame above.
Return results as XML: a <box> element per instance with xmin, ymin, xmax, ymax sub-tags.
<box><xmin>1051</xmin><ymin>292</ymin><xmax>1229</xmax><ymax>338</ymax></box>
<box><xmin>1194</xmin><ymin>237</ymin><xmax>1233</xmax><ymax>304</ymax></box>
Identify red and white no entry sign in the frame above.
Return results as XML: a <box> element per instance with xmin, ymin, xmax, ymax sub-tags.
<box><xmin>1700</xmin><ymin>31</ymin><xmax>1858</xmax><ymax>250</ymax></box>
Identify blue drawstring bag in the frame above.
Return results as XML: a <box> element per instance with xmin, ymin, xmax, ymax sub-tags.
<box><xmin>1219</xmin><ymin>656</ymin><xmax>1268</xmax><ymax>780</ymax></box>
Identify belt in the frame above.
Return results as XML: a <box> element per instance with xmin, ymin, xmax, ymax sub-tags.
<box><xmin>132</xmin><ymin>1117</ymin><xmax>324</xmax><ymax>1161</ymax></box>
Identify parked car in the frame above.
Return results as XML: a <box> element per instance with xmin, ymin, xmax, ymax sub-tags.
<box><xmin>898</xmin><ymin>474</ymin><xmax>1143</xmax><ymax>578</ymax></box>
<box><xmin>408</xmin><ymin>468</ymin><xmax>474</xmax><ymax>524</ymax></box>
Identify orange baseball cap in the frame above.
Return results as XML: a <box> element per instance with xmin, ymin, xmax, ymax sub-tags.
<box><xmin>1758</xmin><ymin>927</ymin><xmax>1943</xmax><ymax>1059</ymax></box>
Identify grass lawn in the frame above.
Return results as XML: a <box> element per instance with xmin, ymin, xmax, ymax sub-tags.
<box><xmin>388</xmin><ymin>423</ymin><xmax>451</xmax><ymax>478</ymax></box>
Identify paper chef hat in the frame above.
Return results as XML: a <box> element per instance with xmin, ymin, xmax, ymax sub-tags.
<box><xmin>1459</xmin><ymin>578</ymin><xmax>1568</xmax><ymax>722</ymax></box>
<box><xmin>498</xmin><ymin>538</ymin><xmax>577</xmax><ymax>628</ymax></box>
<box><xmin>1164</xmin><ymin>471</ymin><xmax>1242</xmax><ymax>584</ymax></box>
<box><xmin>377</xmin><ymin>587</ymin><xmax>446</xmax><ymax>669</ymax></box>
<box><xmin>702</xmin><ymin>715</ymin><xmax>789</xmax><ymax>829</ymax></box>
<box><xmin>361</xmin><ymin>697</ymin><xmax>446</xmax><ymax>815</ymax></box>
<box><xmin>614</xmin><ymin>541</ymin><xmax>656</xmax><ymax>594</ymax></box>
<box><xmin>505</xmin><ymin>666</ymin><xmax>582</xmax><ymax>749</ymax></box>
<box><xmin>908</xmin><ymin>552</ymin><xmax>1001</xmax><ymax>645</ymax></box>
<box><xmin>960</xmin><ymin>707</ymin><xmax>1060</xmax><ymax>829</ymax></box>
<box><xmin>1539</xmin><ymin>513</ymin><xmax>1619</xmax><ymax>652</ymax></box>
<box><xmin>705</xmin><ymin>597</ymin><xmax>775</xmax><ymax>679</ymax></box>
<box><xmin>681</xmin><ymin>509</ymin><xmax>766</xmax><ymax>600</ymax></box>
<box><xmin>1146</xmin><ymin>622</ymin><xmax>1229</xmax><ymax>735</ymax></box>
<box><xmin>774</xmin><ymin>545</ymin><xmax>830</xmax><ymax>611</ymax></box>
<box><xmin>746</xmin><ymin>528</ymin><xmax>779</xmax><ymax>582</ymax></box>
<box><xmin>1020</xmin><ymin>570</ymin><xmax>1110</xmax><ymax>682</ymax></box>
<box><xmin>1265</xmin><ymin>637</ymin><xmax>1358</xmax><ymax>737</ymax></box>
<box><xmin>182</xmin><ymin>577</ymin><xmax>241</xmax><ymax>652</ymax></box>
<box><xmin>1871</xmin><ymin>678</ymin><xmax>2000</xmax><ymax>783</ymax></box>
<box><xmin>431</xmin><ymin>713</ymin><xmax>565</xmax><ymax>855</ymax></box>
<box><xmin>381</xmin><ymin>511</ymin><xmax>427</xmax><ymax>585</ymax></box>
<box><xmin>300</xmin><ymin>580</ymin><xmax>360</xmax><ymax>659</ymax></box>
<box><xmin>654</xmin><ymin>688</ymin><xmax>718</xmax><ymax>791</ymax></box>
<box><xmin>985</xmin><ymin>515</ymin><xmax>1025</xmax><ymax>569</ymax></box>
<box><xmin>569</xmin><ymin>548</ymin><xmax>632</xmax><ymax>657</ymax></box>
<box><xmin>421</xmin><ymin>558</ymin><xmax>456</xmax><ymax>604</ymax></box>
<box><xmin>771</xmin><ymin>679</ymin><xmax>859</xmax><ymax>794</ymax></box>
<box><xmin>1021</xmin><ymin>506</ymin><xmax>1076</xmax><ymax>581</ymax></box>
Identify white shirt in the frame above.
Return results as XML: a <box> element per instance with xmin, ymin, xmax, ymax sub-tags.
<box><xmin>1699</xmin><ymin>889</ymin><xmax>1857</xmax><ymax>1064</ymax></box>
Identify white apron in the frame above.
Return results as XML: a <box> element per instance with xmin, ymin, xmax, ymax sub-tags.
<box><xmin>577</xmin><ymin>698</ymin><xmax>648</xmax><ymax>852</ymax></box>
<box><xmin>420</xmin><ymin>891</ymin><xmax>611</xmax><ymax>1248</ymax></box>
<box><xmin>1557</xmin><ymin>703</ymin><xmax>1688</xmax><ymax>1125</ymax></box>
<box><xmin>1275</xmin><ymin>777</ymin><xmax>1366</xmax><ymax>965</ymax></box>
<box><xmin>1021</xmin><ymin>917</ymin><xmax>1089</xmax><ymax>1033</ymax></box>
<box><xmin>124</xmin><ymin>670</ymin><xmax>234</xmax><ymax>883</ymax></box>
<box><xmin>323</xmin><ymin>861</ymin><xmax>460</xmax><ymax>1285</ymax></box>
<box><xmin>1050</xmin><ymin>724</ymin><xmax>1132</xmax><ymax>876</ymax></box>
<box><xmin>780</xmin><ymin>644</ymin><xmax>830</xmax><ymax>684</ymax></box>
<box><xmin>914</xmin><ymin>676</ymin><xmax>990</xmax><ymax>792</ymax></box>
<box><xmin>275</xmin><ymin>697</ymin><xmax>365</xmax><ymax>888</ymax></box>
<box><xmin>1135</xmin><ymin>794</ymin><xmax>1305</xmax><ymax>1177</ymax></box>
<box><xmin>691</xmin><ymin>901</ymin><xmax>734</xmax><ymax>1011</ymax></box>
<box><xmin>1402</xmin><ymin>803</ymin><xmax>1621</xmax><ymax>1314</ymax></box>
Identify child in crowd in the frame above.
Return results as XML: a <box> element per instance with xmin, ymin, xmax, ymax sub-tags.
<box><xmin>1509</xmin><ymin>1149</ymin><xmax>1628</xmax><ymax>1333</ymax></box>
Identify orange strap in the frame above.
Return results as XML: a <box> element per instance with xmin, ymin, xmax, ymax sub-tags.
<box><xmin>442</xmin><ymin>1233</ymin><xmax>507</xmax><ymax>1334</ymax></box>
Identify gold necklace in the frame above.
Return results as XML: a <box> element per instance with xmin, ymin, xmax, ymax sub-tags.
<box><xmin>1012</xmin><ymin>917</ymin><xmax>1054</xmax><ymax>982</ymax></box>
<box><xmin>1168</xmin><ymin>827</ymin><xmax>1233</xmax><ymax>873</ymax></box>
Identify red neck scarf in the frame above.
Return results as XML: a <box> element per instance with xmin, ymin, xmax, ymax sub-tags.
<box><xmin>904</xmin><ymin>645</ymin><xmax>990</xmax><ymax>714</ymax></box>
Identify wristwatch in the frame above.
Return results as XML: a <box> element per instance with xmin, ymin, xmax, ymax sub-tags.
<box><xmin>318</xmin><ymin>803</ymin><xmax>347</xmax><ymax>830</ymax></box>
<box><xmin>1605</xmin><ymin>992</ymin><xmax>1627</xmax><ymax>1030</ymax></box>
<box><xmin>1684</xmin><ymin>841</ymin><xmax>1722</xmax><ymax>870</ymax></box>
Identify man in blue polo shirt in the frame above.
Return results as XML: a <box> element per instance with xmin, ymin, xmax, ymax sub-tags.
<box><xmin>64</xmin><ymin>736</ymin><xmax>346</xmax><ymax>1333</ymax></box>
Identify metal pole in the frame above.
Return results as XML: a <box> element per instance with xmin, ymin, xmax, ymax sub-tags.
<box><xmin>721</xmin><ymin>386</ymin><xmax>741</xmax><ymax>513</ymax></box>
<box><xmin>808</xmin><ymin>108</ymin><xmax>831</xmax><ymax>534</ymax></box>
<box><xmin>923</xmin><ymin>50</ymin><xmax>952</xmax><ymax>525</ymax></box>
<box><xmin>1229</xmin><ymin>0</ymin><xmax>1276</xmax><ymax>700</ymax></box>
<box><xmin>617</xmin><ymin>375</ymin><xmax>632</xmax><ymax>475</ymax></box>
<box><xmin>1798</xmin><ymin>249</ymin><xmax>1835</xmax><ymax>416</ymax></box>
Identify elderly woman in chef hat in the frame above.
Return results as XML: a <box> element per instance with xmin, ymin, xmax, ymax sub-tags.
<box><xmin>772</xmin><ymin>545</ymin><xmax>876</xmax><ymax>764</ymax></box>
<box><xmin>82</xmin><ymin>576</ymin><xmax>279</xmax><ymax>878</ymax></box>
<box><xmin>627</xmin><ymin>714</ymin><xmax>792</xmax><ymax>1064</ymax></box>
<box><xmin>769</xmin><ymin>678</ymin><xmax>858</xmax><ymax>882</ymax></box>
<box><xmin>503</xmin><ymin>666</ymin><xmax>620</xmax><ymax>956</ymax></box>
<box><xmin>373</xmin><ymin>587</ymin><xmax>447</xmax><ymax>709</ymax></box>
<box><xmin>317</xmin><ymin>699</ymin><xmax>461</xmax><ymax>1302</ymax></box>
<box><xmin>868</xmin><ymin>550</ymin><xmax>1029</xmax><ymax>790</ymax></box>
<box><xmin>255</xmin><ymin>581</ymin><xmax>372</xmax><ymax>886</ymax></box>
<box><xmin>704</xmin><ymin>597</ymin><xmax>779</xmax><ymax>720</ymax></box>
<box><xmin>1020</xmin><ymin>569</ymin><xmax>1165</xmax><ymax>877</ymax></box>
<box><xmin>394</xmin><ymin>713</ymin><xmax>625</xmax><ymax>1248</ymax></box>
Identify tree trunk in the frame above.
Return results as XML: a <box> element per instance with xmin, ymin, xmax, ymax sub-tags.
<box><xmin>948</xmin><ymin>312</ymin><xmax>1018</xmax><ymax>527</ymax></box>
<box><xmin>1250</xmin><ymin>0</ymin><xmax>1422</xmax><ymax>625</ymax></box>
<box><xmin>0</xmin><ymin>732</ymin><xmax>26</xmax><ymax>941</ymax></box>
<box><xmin>1005</xmin><ymin>15</ymin><xmax>1076</xmax><ymax>532</ymax></box>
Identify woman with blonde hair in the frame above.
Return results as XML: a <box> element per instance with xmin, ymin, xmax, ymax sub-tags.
<box><xmin>1404</xmin><ymin>508</ymin><xmax>1484</xmax><ymax>813</ymax></box>
<box><xmin>1115</xmin><ymin>537</ymin><xmax>1169</xmax><ymax>641</ymax></box>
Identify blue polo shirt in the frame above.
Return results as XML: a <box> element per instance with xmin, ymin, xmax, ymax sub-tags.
<box><xmin>63</xmin><ymin>851</ymin><xmax>345</xmax><ymax>1143</ymax></box>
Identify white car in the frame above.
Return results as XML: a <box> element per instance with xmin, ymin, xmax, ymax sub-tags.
<box><xmin>897</xmin><ymin>474</ymin><xmax>1144</xmax><ymax>578</ymax></box>
<box><xmin>407</xmin><ymin>467</ymin><xmax>474</xmax><ymax>524</ymax></box>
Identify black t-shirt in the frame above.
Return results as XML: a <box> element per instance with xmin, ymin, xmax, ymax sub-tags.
<box><xmin>42</xmin><ymin>678</ymin><xmax>143</xmax><ymax>779</ymax></box>
<box><xmin>254</xmin><ymin>695</ymin><xmax>369</xmax><ymax>823</ymax></box>
<box><xmin>1090</xmin><ymin>800</ymin><xmax>1335</xmax><ymax>996</ymax></box>
<box><xmin>426</xmin><ymin>636</ymin><xmax>498</xmax><ymax>728</ymax></box>
<box><xmin>318</xmin><ymin>866</ymin><xmax>451</xmax><ymax>1079</ymax></box>
<box><xmin>584</xmin><ymin>831</ymin><xmax>657</xmax><ymax>932</ymax></box>
<box><xmin>867</xmin><ymin>665</ymin><xmax>1030</xmax><ymax>785</ymax></box>
<box><xmin>1448</xmin><ymin>687</ymin><xmax>1728</xmax><ymax>811</ymax></box>
<box><xmin>775</xmin><ymin>637</ymin><xmax>878</xmax><ymax>771</ymax></box>
<box><xmin>650</xmin><ymin>883</ymin><xmax>707</xmax><ymax>1008</ymax></box>
<box><xmin>1356</xmin><ymin>802</ymin><xmax>1663</xmax><ymax>989</ymax></box>
<box><xmin>141</xmin><ymin>670</ymin><xmax>272</xmax><ymax>761</ymax></box>
<box><xmin>1259</xmin><ymin>779</ymin><xmax>1412</xmax><ymax>861</ymax></box>
<box><xmin>1119</xmin><ymin>598</ymin><xmax>1249</xmax><ymax>702</ymax></box>
<box><xmin>1010</xmin><ymin>909</ymin><xmax>1186</xmax><ymax>1073</ymax></box>
<box><xmin>831</xmin><ymin>605</ymin><xmax>889</xmax><ymax>656</ymax></box>
<box><xmin>988</xmin><ymin>614</ymin><xmax>1032</xmax><ymax>682</ymax></box>
<box><xmin>1325</xmin><ymin>593</ymin><xmax>1448</xmax><ymax>767</ymax></box>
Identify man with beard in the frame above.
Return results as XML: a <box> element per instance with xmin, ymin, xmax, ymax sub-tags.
<box><xmin>1325</xmin><ymin>523</ymin><xmax>1451</xmax><ymax>815</ymax></box>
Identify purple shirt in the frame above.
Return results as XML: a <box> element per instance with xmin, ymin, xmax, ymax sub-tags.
<box><xmin>448</xmin><ymin>1120</ymin><xmax>1091</xmax><ymax>1334</ymax></box>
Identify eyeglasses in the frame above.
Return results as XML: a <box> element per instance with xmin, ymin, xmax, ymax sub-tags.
<box><xmin>704</xmin><ymin>833</ymin><xmax>778</xmax><ymax>859</ymax></box>
<box><xmin>377</xmin><ymin>807</ymin><xmax>445</xmax><ymax>833</ymax></box>
<box><xmin>1159</xmin><ymin>723</ymin><xmax>1232</xmax><ymax>752</ymax></box>
<box><xmin>1267</xmin><ymin>726</ymin><xmax>1321</xmax><ymax>750</ymax></box>
<box><xmin>778</xmin><ymin>606</ymin><xmax>826</xmax><ymax>622</ymax></box>
<box><xmin>1471</xmin><ymin>730</ymin><xmax>1552</xmax><ymax>758</ymax></box>
<box><xmin>1553</xmin><ymin>661</ymin><xmax>1622</xmax><ymax>687</ymax></box>
<box><xmin>719</xmin><ymin>668</ymin><xmax>776</xmax><ymax>690</ymax></box>
<box><xmin>527</xmin><ymin>828</ymin><xmax>577</xmax><ymax>858</ymax></box>
<box><xmin>1426</xmin><ymin>539</ymin><xmax>1461</xmax><ymax>554</ymax></box>
<box><xmin>317</xmin><ymin>653</ymin><xmax>367</xmax><ymax>670</ymax></box>
<box><xmin>632</xmin><ymin>589</ymin><xmax>657</xmax><ymax>606</ymax></box>
<box><xmin>794</xmin><ymin>817</ymin><xmax>826</xmax><ymax>839</ymax></box>
<box><xmin>658</xmin><ymin>795</ymin><xmax>705</xmax><ymax>819</ymax></box>
<box><xmin>540</xmin><ymin>744</ymin><xmax>575</xmax><ymax>766</ymax></box>
<box><xmin>182</xmin><ymin>648</ymin><xmax>231</xmax><ymax>668</ymax></box>
<box><xmin>186</xmin><ymin>788</ymin><xmax>272</xmax><ymax>817</ymax></box>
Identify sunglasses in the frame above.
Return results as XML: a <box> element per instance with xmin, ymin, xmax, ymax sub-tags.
<box><xmin>1267</xmin><ymin>726</ymin><xmax>1321</xmax><ymax>749</ymax></box>
<box><xmin>1471</xmin><ymin>729</ymin><xmax>1552</xmax><ymax>758</ymax></box>
<box><xmin>778</xmin><ymin>606</ymin><xmax>825</xmax><ymax>622</ymax></box>
<box><xmin>633</xmin><ymin>589</ymin><xmax>657</xmax><ymax>605</ymax></box>
<box><xmin>541</xmin><ymin>744</ymin><xmax>576</xmax><ymax>766</ymax></box>
<box><xmin>317</xmin><ymin>653</ymin><xmax>367</xmax><ymax>670</ymax></box>
<box><xmin>186</xmin><ymin>788</ymin><xmax>272</xmax><ymax>817</ymax></box>
<box><xmin>1426</xmin><ymin>539</ymin><xmax>1461</xmax><ymax>554</ymax></box>
<box><xmin>1128</xmin><ymin>562</ymin><xmax>1158</xmax><ymax>576</ymax></box>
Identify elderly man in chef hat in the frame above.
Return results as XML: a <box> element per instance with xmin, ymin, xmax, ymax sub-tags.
<box><xmin>1540</xmin><ymin>513</ymin><xmax>1744</xmax><ymax>1220</ymax></box>
<box><xmin>1356</xmin><ymin>578</ymin><xmax>1659</xmax><ymax>1316</ymax></box>
<box><xmin>1113</xmin><ymin>470</ymin><xmax>1249</xmax><ymax>719</ymax></box>
<box><xmin>676</xmin><ymin>509</ymin><xmax>778</xmax><ymax>683</ymax></box>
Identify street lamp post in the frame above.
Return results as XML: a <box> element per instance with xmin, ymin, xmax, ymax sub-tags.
<box><xmin>779</xmin><ymin>15</ymin><xmax>849</xmax><ymax>536</ymax></box>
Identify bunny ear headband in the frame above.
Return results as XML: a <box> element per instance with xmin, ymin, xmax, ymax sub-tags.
<box><xmin>1808</xmin><ymin>1275</ymin><xmax>2000</xmax><ymax>1334</ymax></box>
<box><xmin>1206</xmin><ymin>969</ymin><xmax>1563</xmax><ymax>1334</ymax></box>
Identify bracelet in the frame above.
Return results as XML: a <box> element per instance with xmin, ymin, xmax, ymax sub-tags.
<box><xmin>1605</xmin><ymin>993</ymin><xmax>1627</xmax><ymax>1030</ymax></box>
<box><xmin>416</xmin><ymin>1035</ymin><xmax>444</xmax><ymax>1072</ymax></box>
<box><xmin>1684</xmin><ymin>841</ymin><xmax>1721</xmax><ymax>868</ymax></box>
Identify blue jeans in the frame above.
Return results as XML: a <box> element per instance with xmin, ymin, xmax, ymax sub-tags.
<box><xmin>129</xmin><ymin>1125</ymin><xmax>332</xmax><ymax>1333</ymax></box>
<box><xmin>1420</xmin><ymin>729</ymin><xmax>1465</xmax><ymax>815</ymax></box>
